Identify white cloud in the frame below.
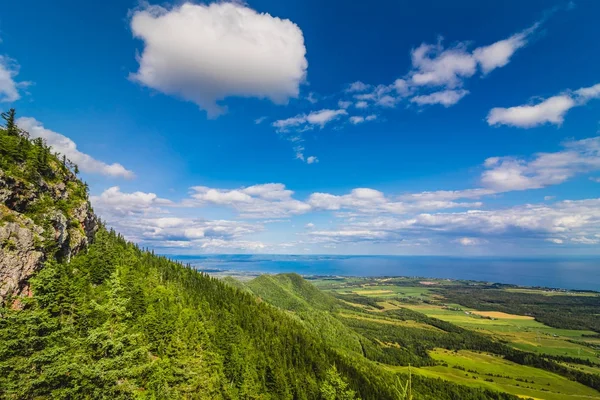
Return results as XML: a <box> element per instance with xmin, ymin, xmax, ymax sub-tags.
<box><xmin>0</xmin><ymin>56</ymin><xmax>28</xmax><ymax>102</ymax></box>
<box><xmin>409</xmin><ymin>22</ymin><xmax>538</xmax><ymax>89</ymax></box>
<box><xmin>487</xmin><ymin>95</ymin><xmax>576</xmax><ymax>128</ymax></box>
<box><xmin>91</xmin><ymin>186</ymin><xmax>172</xmax><ymax>217</ymax></box>
<box><xmin>348</xmin><ymin>115</ymin><xmax>377</xmax><ymax>124</ymax></box>
<box><xmin>130</xmin><ymin>2</ymin><xmax>307</xmax><ymax>117</ymax></box>
<box><xmin>591</xmin><ymin>177</ymin><xmax>600</xmax><ymax>183</ymax></box>
<box><xmin>346</xmin><ymin>81</ymin><xmax>371</xmax><ymax>93</ymax></box>
<box><xmin>306</xmin><ymin>109</ymin><xmax>347</xmax><ymax>127</ymax></box>
<box><xmin>273</xmin><ymin>108</ymin><xmax>347</xmax><ymax>132</ymax></box>
<box><xmin>411</xmin><ymin>89</ymin><xmax>469</xmax><ymax>107</ymax></box>
<box><xmin>254</xmin><ymin>116</ymin><xmax>268</xmax><ymax>124</ymax></box>
<box><xmin>305</xmin><ymin>222</ymin><xmax>315</xmax><ymax>229</ymax></box>
<box><xmin>270</xmin><ymin>18</ymin><xmax>545</xmax><ymax>160</ymax></box>
<box><xmin>575</xmin><ymin>83</ymin><xmax>600</xmax><ymax>100</ymax></box>
<box><xmin>92</xmin><ymin>186</ymin><xmax>267</xmax><ymax>252</ymax></box>
<box><xmin>487</xmin><ymin>82</ymin><xmax>600</xmax><ymax>128</ymax></box>
<box><xmin>409</xmin><ymin>41</ymin><xmax>477</xmax><ymax>88</ymax></box>
<box><xmin>306</xmin><ymin>156</ymin><xmax>319</xmax><ymax>164</ymax></box>
<box><xmin>308</xmin><ymin>188</ymin><xmax>482</xmax><ymax>215</ymax></box>
<box><xmin>472</xmin><ymin>24</ymin><xmax>536</xmax><ymax>73</ymax></box>
<box><xmin>16</xmin><ymin>117</ymin><xmax>134</xmax><ymax>178</ymax></box>
<box><xmin>571</xmin><ymin>236</ymin><xmax>599</xmax><ymax>245</ymax></box>
<box><xmin>310</xmin><ymin>198</ymin><xmax>600</xmax><ymax>246</ymax></box>
<box><xmin>189</xmin><ymin>183</ymin><xmax>311</xmax><ymax>218</ymax></box>
<box><xmin>481</xmin><ymin>136</ymin><xmax>600</xmax><ymax>191</ymax></box>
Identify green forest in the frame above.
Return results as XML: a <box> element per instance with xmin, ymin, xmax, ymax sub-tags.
<box><xmin>1</xmin><ymin>112</ymin><xmax>600</xmax><ymax>399</ymax></box>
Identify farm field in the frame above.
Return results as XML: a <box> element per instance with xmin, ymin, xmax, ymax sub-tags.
<box><xmin>391</xmin><ymin>349</ymin><xmax>600</xmax><ymax>400</ymax></box>
<box><xmin>315</xmin><ymin>277</ymin><xmax>600</xmax><ymax>365</ymax></box>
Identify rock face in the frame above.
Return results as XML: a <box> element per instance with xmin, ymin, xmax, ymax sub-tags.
<box><xmin>0</xmin><ymin>169</ymin><xmax>98</xmax><ymax>300</ymax></box>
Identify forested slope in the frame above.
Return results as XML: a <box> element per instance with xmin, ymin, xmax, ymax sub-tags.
<box><xmin>0</xmin><ymin>112</ymin><xmax>521</xmax><ymax>399</ymax></box>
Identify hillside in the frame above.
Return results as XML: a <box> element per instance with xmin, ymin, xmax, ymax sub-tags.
<box><xmin>0</xmin><ymin>111</ymin><xmax>533</xmax><ymax>399</ymax></box>
<box><xmin>0</xmin><ymin>111</ymin><xmax>396</xmax><ymax>399</ymax></box>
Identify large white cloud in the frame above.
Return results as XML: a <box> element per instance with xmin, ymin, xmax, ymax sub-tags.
<box><xmin>487</xmin><ymin>83</ymin><xmax>600</xmax><ymax>128</ymax></box>
<box><xmin>130</xmin><ymin>2</ymin><xmax>308</xmax><ymax>117</ymax></box>
<box><xmin>16</xmin><ymin>117</ymin><xmax>134</xmax><ymax>178</ymax></box>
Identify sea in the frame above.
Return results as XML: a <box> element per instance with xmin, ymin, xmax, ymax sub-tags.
<box><xmin>169</xmin><ymin>255</ymin><xmax>600</xmax><ymax>292</ymax></box>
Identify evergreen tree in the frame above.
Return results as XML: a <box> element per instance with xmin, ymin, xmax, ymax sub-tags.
<box><xmin>1</xmin><ymin>108</ymin><xmax>17</xmax><ymax>136</ymax></box>
<box><xmin>320</xmin><ymin>366</ymin><xmax>360</xmax><ymax>400</ymax></box>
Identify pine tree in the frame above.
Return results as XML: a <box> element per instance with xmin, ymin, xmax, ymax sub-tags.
<box><xmin>320</xmin><ymin>365</ymin><xmax>360</xmax><ymax>400</ymax></box>
<box><xmin>1</xmin><ymin>108</ymin><xmax>18</xmax><ymax>136</ymax></box>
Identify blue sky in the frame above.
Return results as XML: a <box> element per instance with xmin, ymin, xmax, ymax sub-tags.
<box><xmin>1</xmin><ymin>0</ymin><xmax>599</xmax><ymax>255</ymax></box>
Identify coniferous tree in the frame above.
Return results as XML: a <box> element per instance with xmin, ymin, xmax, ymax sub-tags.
<box><xmin>1</xmin><ymin>108</ymin><xmax>17</xmax><ymax>136</ymax></box>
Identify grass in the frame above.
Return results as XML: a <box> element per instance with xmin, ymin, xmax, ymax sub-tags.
<box><xmin>389</xmin><ymin>349</ymin><xmax>600</xmax><ymax>400</ymax></box>
<box><xmin>399</xmin><ymin>302</ymin><xmax>600</xmax><ymax>363</ymax></box>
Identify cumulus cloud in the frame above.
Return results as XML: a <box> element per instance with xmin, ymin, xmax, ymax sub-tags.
<box><xmin>487</xmin><ymin>82</ymin><xmax>600</xmax><ymax>128</ymax></box>
<box><xmin>411</xmin><ymin>89</ymin><xmax>469</xmax><ymax>107</ymax></box>
<box><xmin>0</xmin><ymin>56</ymin><xmax>29</xmax><ymax>102</ymax></box>
<box><xmin>91</xmin><ymin>186</ymin><xmax>267</xmax><ymax>252</ymax></box>
<box><xmin>409</xmin><ymin>41</ymin><xmax>477</xmax><ymax>88</ymax></box>
<box><xmin>409</xmin><ymin>22</ymin><xmax>538</xmax><ymax>90</ymax></box>
<box><xmin>130</xmin><ymin>2</ymin><xmax>307</xmax><ymax>117</ymax></box>
<box><xmin>189</xmin><ymin>183</ymin><xmax>311</xmax><ymax>218</ymax></box>
<box><xmin>16</xmin><ymin>117</ymin><xmax>134</xmax><ymax>178</ymax></box>
<box><xmin>481</xmin><ymin>136</ymin><xmax>600</xmax><ymax>191</ymax></box>
<box><xmin>91</xmin><ymin>186</ymin><xmax>172</xmax><ymax>217</ymax></box>
<box><xmin>306</xmin><ymin>156</ymin><xmax>319</xmax><ymax>164</ymax></box>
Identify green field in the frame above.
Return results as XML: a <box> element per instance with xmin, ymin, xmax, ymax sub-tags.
<box><xmin>397</xmin><ymin>302</ymin><xmax>600</xmax><ymax>364</ymax></box>
<box><xmin>319</xmin><ymin>278</ymin><xmax>600</xmax><ymax>366</ymax></box>
<box><xmin>391</xmin><ymin>349</ymin><xmax>600</xmax><ymax>400</ymax></box>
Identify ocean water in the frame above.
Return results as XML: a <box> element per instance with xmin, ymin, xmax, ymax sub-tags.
<box><xmin>169</xmin><ymin>255</ymin><xmax>600</xmax><ymax>292</ymax></box>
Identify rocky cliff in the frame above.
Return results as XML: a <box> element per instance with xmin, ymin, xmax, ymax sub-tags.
<box><xmin>0</xmin><ymin>119</ymin><xmax>98</xmax><ymax>301</ymax></box>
